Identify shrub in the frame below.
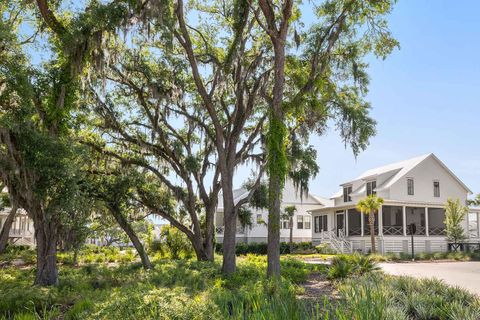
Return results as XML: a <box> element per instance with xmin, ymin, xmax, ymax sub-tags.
<box><xmin>328</xmin><ymin>253</ymin><xmax>379</xmax><ymax>279</ymax></box>
<box><xmin>315</xmin><ymin>243</ymin><xmax>335</xmax><ymax>254</ymax></box>
<box><xmin>215</xmin><ymin>241</ymin><xmax>314</xmax><ymax>255</ymax></box>
<box><xmin>336</xmin><ymin>273</ymin><xmax>480</xmax><ymax>320</ymax></box>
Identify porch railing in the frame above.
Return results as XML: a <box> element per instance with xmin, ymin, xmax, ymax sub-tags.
<box><xmin>428</xmin><ymin>227</ymin><xmax>445</xmax><ymax>236</ymax></box>
<box><xmin>382</xmin><ymin>226</ymin><xmax>403</xmax><ymax>236</ymax></box>
<box><xmin>319</xmin><ymin>230</ymin><xmax>352</xmax><ymax>254</ymax></box>
<box><xmin>9</xmin><ymin>229</ymin><xmax>33</xmax><ymax>238</ymax></box>
<box><xmin>363</xmin><ymin>226</ymin><xmax>379</xmax><ymax>235</ymax></box>
<box><xmin>348</xmin><ymin>228</ymin><xmax>362</xmax><ymax>236</ymax></box>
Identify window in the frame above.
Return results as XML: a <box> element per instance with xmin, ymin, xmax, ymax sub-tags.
<box><xmin>407</xmin><ymin>178</ymin><xmax>414</xmax><ymax>195</ymax></box>
<box><xmin>304</xmin><ymin>216</ymin><xmax>311</xmax><ymax>229</ymax></box>
<box><xmin>281</xmin><ymin>219</ymin><xmax>290</xmax><ymax>229</ymax></box>
<box><xmin>366</xmin><ymin>180</ymin><xmax>377</xmax><ymax>196</ymax></box>
<box><xmin>434</xmin><ymin>181</ymin><xmax>440</xmax><ymax>197</ymax></box>
<box><xmin>297</xmin><ymin>215</ymin><xmax>304</xmax><ymax>229</ymax></box>
<box><xmin>256</xmin><ymin>214</ymin><xmax>263</xmax><ymax>224</ymax></box>
<box><xmin>314</xmin><ymin>215</ymin><xmax>328</xmax><ymax>233</ymax></box>
<box><xmin>343</xmin><ymin>185</ymin><xmax>352</xmax><ymax>202</ymax></box>
<box><xmin>469</xmin><ymin>213</ymin><xmax>479</xmax><ymax>238</ymax></box>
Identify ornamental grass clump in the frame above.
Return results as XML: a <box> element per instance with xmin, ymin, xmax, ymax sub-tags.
<box><xmin>327</xmin><ymin>253</ymin><xmax>380</xmax><ymax>279</ymax></box>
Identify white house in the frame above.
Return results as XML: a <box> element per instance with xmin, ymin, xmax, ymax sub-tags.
<box><xmin>310</xmin><ymin>153</ymin><xmax>475</xmax><ymax>254</ymax></box>
<box><xmin>0</xmin><ymin>208</ymin><xmax>35</xmax><ymax>247</ymax></box>
<box><xmin>215</xmin><ymin>181</ymin><xmax>329</xmax><ymax>243</ymax></box>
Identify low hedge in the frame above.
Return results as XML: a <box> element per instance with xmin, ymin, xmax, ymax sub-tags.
<box><xmin>215</xmin><ymin>241</ymin><xmax>314</xmax><ymax>255</ymax></box>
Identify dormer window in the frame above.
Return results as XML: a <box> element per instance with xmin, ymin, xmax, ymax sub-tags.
<box><xmin>434</xmin><ymin>181</ymin><xmax>440</xmax><ymax>197</ymax></box>
<box><xmin>343</xmin><ymin>185</ymin><xmax>352</xmax><ymax>202</ymax></box>
<box><xmin>366</xmin><ymin>180</ymin><xmax>377</xmax><ymax>196</ymax></box>
<box><xmin>407</xmin><ymin>178</ymin><xmax>414</xmax><ymax>195</ymax></box>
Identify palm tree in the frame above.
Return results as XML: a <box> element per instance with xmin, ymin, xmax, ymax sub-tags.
<box><xmin>467</xmin><ymin>194</ymin><xmax>480</xmax><ymax>207</ymax></box>
<box><xmin>357</xmin><ymin>195</ymin><xmax>384</xmax><ymax>254</ymax></box>
<box><xmin>282</xmin><ymin>205</ymin><xmax>297</xmax><ymax>253</ymax></box>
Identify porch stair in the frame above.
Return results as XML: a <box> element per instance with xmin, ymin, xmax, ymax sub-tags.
<box><xmin>319</xmin><ymin>230</ymin><xmax>352</xmax><ymax>254</ymax></box>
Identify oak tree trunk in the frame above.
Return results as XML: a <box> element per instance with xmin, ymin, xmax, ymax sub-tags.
<box><xmin>222</xmin><ymin>201</ymin><xmax>237</xmax><ymax>274</ymax></box>
<box><xmin>0</xmin><ymin>205</ymin><xmax>17</xmax><ymax>253</ymax></box>
<box><xmin>109</xmin><ymin>206</ymin><xmax>152</xmax><ymax>270</ymax></box>
<box><xmin>267</xmin><ymin>38</ymin><xmax>288</xmax><ymax>278</ymax></box>
<box><xmin>34</xmin><ymin>216</ymin><xmax>59</xmax><ymax>286</ymax></box>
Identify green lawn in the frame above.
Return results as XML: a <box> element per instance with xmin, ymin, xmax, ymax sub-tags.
<box><xmin>0</xmin><ymin>248</ymin><xmax>479</xmax><ymax>320</ymax></box>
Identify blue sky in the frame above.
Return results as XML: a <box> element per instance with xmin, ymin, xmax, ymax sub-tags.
<box><xmin>303</xmin><ymin>0</ymin><xmax>480</xmax><ymax>198</ymax></box>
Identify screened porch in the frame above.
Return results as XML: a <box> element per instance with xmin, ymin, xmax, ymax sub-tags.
<box><xmin>335</xmin><ymin>205</ymin><xmax>446</xmax><ymax>237</ymax></box>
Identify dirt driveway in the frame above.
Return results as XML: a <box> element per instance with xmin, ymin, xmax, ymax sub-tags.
<box><xmin>380</xmin><ymin>261</ymin><xmax>480</xmax><ymax>295</ymax></box>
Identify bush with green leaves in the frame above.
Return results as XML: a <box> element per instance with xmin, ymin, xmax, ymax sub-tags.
<box><xmin>215</xmin><ymin>241</ymin><xmax>315</xmax><ymax>255</ymax></box>
<box><xmin>328</xmin><ymin>253</ymin><xmax>380</xmax><ymax>279</ymax></box>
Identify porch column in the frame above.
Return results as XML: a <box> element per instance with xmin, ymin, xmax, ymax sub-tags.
<box><xmin>425</xmin><ymin>207</ymin><xmax>429</xmax><ymax>236</ymax></box>
<box><xmin>402</xmin><ymin>206</ymin><xmax>407</xmax><ymax>236</ymax></box>
<box><xmin>378</xmin><ymin>206</ymin><xmax>383</xmax><ymax>236</ymax></box>
<box><xmin>360</xmin><ymin>212</ymin><xmax>364</xmax><ymax>237</ymax></box>
<box><xmin>345</xmin><ymin>210</ymin><xmax>349</xmax><ymax>237</ymax></box>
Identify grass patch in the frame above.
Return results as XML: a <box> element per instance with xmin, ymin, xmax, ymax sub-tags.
<box><xmin>1</xmin><ymin>248</ymin><xmax>479</xmax><ymax>319</ymax></box>
<box><xmin>336</xmin><ymin>273</ymin><xmax>480</xmax><ymax>320</ymax></box>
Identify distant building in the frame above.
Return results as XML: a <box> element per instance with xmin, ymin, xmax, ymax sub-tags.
<box><xmin>0</xmin><ymin>208</ymin><xmax>35</xmax><ymax>247</ymax></box>
<box><xmin>215</xmin><ymin>181</ymin><xmax>329</xmax><ymax>243</ymax></box>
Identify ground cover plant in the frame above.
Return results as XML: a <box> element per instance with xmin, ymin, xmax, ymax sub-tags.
<box><xmin>368</xmin><ymin>251</ymin><xmax>480</xmax><ymax>262</ymax></box>
<box><xmin>1</xmin><ymin>248</ymin><xmax>479</xmax><ymax>319</ymax></box>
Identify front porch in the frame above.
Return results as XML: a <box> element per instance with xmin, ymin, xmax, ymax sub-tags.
<box><xmin>327</xmin><ymin>204</ymin><xmax>446</xmax><ymax>238</ymax></box>
<box><xmin>313</xmin><ymin>203</ymin><xmax>448</xmax><ymax>254</ymax></box>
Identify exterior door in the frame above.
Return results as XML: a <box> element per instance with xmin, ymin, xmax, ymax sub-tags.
<box><xmin>336</xmin><ymin>212</ymin><xmax>345</xmax><ymax>237</ymax></box>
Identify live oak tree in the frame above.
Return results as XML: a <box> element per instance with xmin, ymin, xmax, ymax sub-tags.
<box><xmin>0</xmin><ymin>0</ymin><xmax>147</xmax><ymax>285</ymax></box>
<box><xmin>253</xmin><ymin>0</ymin><xmax>398</xmax><ymax>276</ymax></box>
<box><xmin>84</xmin><ymin>0</ymin><xmax>275</xmax><ymax>272</ymax></box>
<box><xmin>87</xmin><ymin>167</ymin><xmax>156</xmax><ymax>269</ymax></box>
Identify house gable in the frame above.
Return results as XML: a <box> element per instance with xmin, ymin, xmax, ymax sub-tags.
<box><xmin>388</xmin><ymin>154</ymin><xmax>470</xmax><ymax>203</ymax></box>
<box><xmin>332</xmin><ymin>153</ymin><xmax>471</xmax><ymax>205</ymax></box>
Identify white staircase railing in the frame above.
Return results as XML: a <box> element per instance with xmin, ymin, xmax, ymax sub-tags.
<box><xmin>319</xmin><ymin>229</ymin><xmax>352</xmax><ymax>254</ymax></box>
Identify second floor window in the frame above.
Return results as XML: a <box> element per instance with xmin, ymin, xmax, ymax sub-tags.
<box><xmin>434</xmin><ymin>181</ymin><xmax>440</xmax><ymax>197</ymax></box>
<box><xmin>343</xmin><ymin>186</ymin><xmax>352</xmax><ymax>202</ymax></box>
<box><xmin>366</xmin><ymin>180</ymin><xmax>377</xmax><ymax>196</ymax></box>
<box><xmin>407</xmin><ymin>178</ymin><xmax>414</xmax><ymax>195</ymax></box>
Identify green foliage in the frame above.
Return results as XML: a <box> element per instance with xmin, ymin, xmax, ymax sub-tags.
<box><xmin>283</xmin><ymin>205</ymin><xmax>297</xmax><ymax>219</ymax></box>
<box><xmin>315</xmin><ymin>243</ymin><xmax>336</xmax><ymax>254</ymax></box>
<box><xmin>0</xmin><ymin>251</ymin><xmax>315</xmax><ymax>319</ymax></box>
<box><xmin>367</xmin><ymin>251</ymin><xmax>480</xmax><ymax>263</ymax></box>
<box><xmin>1</xmin><ymin>248</ymin><xmax>479</xmax><ymax>320</ymax></box>
<box><xmin>215</xmin><ymin>242</ymin><xmax>315</xmax><ymax>256</ymax></box>
<box><xmin>157</xmin><ymin>225</ymin><xmax>193</xmax><ymax>259</ymax></box>
<box><xmin>328</xmin><ymin>253</ymin><xmax>380</xmax><ymax>279</ymax></box>
<box><xmin>243</xmin><ymin>179</ymin><xmax>269</xmax><ymax>210</ymax></box>
<box><xmin>237</xmin><ymin>206</ymin><xmax>253</xmax><ymax>230</ymax></box>
<box><xmin>445</xmin><ymin>198</ymin><xmax>468</xmax><ymax>243</ymax></box>
<box><xmin>336</xmin><ymin>273</ymin><xmax>480</xmax><ymax>320</ymax></box>
<box><xmin>468</xmin><ymin>194</ymin><xmax>480</xmax><ymax>207</ymax></box>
